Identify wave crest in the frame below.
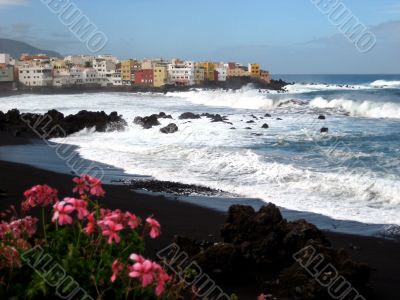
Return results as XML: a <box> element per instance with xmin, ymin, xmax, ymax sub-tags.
<box><xmin>310</xmin><ymin>97</ymin><xmax>400</xmax><ymax>119</ymax></box>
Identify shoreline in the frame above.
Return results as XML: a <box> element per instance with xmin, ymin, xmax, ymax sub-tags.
<box><xmin>0</xmin><ymin>78</ymin><xmax>289</xmax><ymax>98</ymax></box>
<box><xmin>1</xmin><ymin>132</ymin><xmax>400</xmax><ymax>298</ymax></box>
<box><xmin>0</xmin><ymin>131</ymin><xmax>397</xmax><ymax>239</ymax></box>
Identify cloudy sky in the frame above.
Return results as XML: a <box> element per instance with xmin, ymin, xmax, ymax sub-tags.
<box><xmin>0</xmin><ymin>0</ymin><xmax>399</xmax><ymax>74</ymax></box>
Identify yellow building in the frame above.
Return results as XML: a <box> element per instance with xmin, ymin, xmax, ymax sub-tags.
<box><xmin>248</xmin><ymin>63</ymin><xmax>261</xmax><ymax>78</ymax></box>
<box><xmin>197</xmin><ymin>62</ymin><xmax>215</xmax><ymax>81</ymax></box>
<box><xmin>51</xmin><ymin>59</ymin><xmax>65</xmax><ymax>69</ymax></box>
<box><xmin>153</xmin><ymin>66</ymin><xmax>168</xmax><ymax>87</ymax></box>
<box><xmin>227</xmin><ymin>66</ymin><xmax>249</xmax><ymax>77</ymax></box>
<box><xmin>194</xmin><ymin>66</ymin><xmax>205</xmax><ymax>85</ymax></box>
<box><xmin>121</xmin><ymin>59</ymin><xmax>140</xmax><ymax>84</ymax></box>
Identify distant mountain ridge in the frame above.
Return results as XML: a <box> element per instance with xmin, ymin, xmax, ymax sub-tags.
<box><xmin>0</xmin><ymin>38</ymin><xmax>61</xmax><ymax>59</ymax></box>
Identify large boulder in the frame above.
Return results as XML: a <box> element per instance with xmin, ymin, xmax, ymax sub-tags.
<box><xmin>157</xmin><ymin>112</ymin><xmax>173</xmax><ymax>119</ymax></box>
<box><xmin>133</xmin><ymin>114</ymin><xmax>161</xmax><ymax>129</ymax></box>
<box><xmin>261</xmin><ymin>123</ymin><xmax>269</xmax><ymax>129</ymax></box>
<box><xmin>160</xmin><ymin>123</ymin><xmax>178</xmax><ymax>134</ymax></box>
<box><xmin>320</xmin><ymin>127</ymin><xmax>329</xmax><ymax>133</ymax></box>
<box><xmin>201</xmin><ymin>113</ymin><xmax>228</xmax><ymax>123</ymax></box>
<box><xmin>63</xmin><ymin>110</ymin><xmax>127</xmax><ymax>133</ymax></box>
<box><xmin>179</xmin><ymin>112</ymin><xmax>201</xmax><ymax>120</ymax></box>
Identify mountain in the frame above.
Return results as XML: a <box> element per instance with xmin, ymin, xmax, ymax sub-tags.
<box><xmin>0</xmin><ymin>38</ymin><xmax>62</xmax><ymax>59</ymax></box>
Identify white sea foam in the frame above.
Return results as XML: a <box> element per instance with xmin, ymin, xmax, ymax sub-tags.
<box><xmin>370</xmin><ymin>80</ymin><xmax>400</xmax><ymax>88</ymax></box>
<box><xmin>283</xmin><ymin>83</ymin><xmax>371</xmax><ymax>94</ymax></box>
<box><xmin>55</xmin><ymin>134</ymin><xmax>400</xmax><ymax>225</ymax></box>
<box><xmin>284</xmin><ymin>80</ymin><xmax>400</xmax><ymax>94</ymax></box>
<box><xmin>310</xmin><ymin>97</ymin><xmax>400</xmax><ymax>119</ymax></box>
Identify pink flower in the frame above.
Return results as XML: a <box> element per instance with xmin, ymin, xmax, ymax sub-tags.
<box><xmin>99</xmin><ymin>220</ymin><xmax>123</xmax><ymax>244</ymax></box>
<box><xmin>110</xmin><ymin>259</ymin><xmax>124</xmax><ymax>283</ymax></box>
<box><xmin>9</xmin><ymin>216</ymin><xmax>38</xmax><ymax>238</ymax></box>
<box><xmin>155</xmin><ymin>268</ymin><xmax>171</xmax><ymax>296</ymax></box>
<box><xmin>130</xmin><ymin>253</ymin><xmax>146</xmax><ymax>264</ymax></box>
<box><xmin>257</xmin><ymin>294</ymin><xmax>267</xmax><ymax>300</ymax></box>
<box><xmin>52</xmin><ymin>201</ymin><xmax>75</xmax><ymax>225</ymax></box>
<box><xmin>72</xmin><ymin>175</ymin><xmax>105</xmax><ymax>197</ymax></box>
<box><xmin>146</xmin><ymin>217</ymin><xmax>161</xmax><ymax>239</ymax></box>
<box><xmin>128</xmin><ymin>259</ymin><xmax>155</xmax><ymax>287</ymax></box>
<box><xmin>129</xmin><ymin>253</ymin><xmax>171</xmax><ymax>296</ymax></box>
<box><xmin>124</xmin><ymin>212</ymin><xmax>140</xmax><ymax>230</ymax></box>
<box><xmin>22</xmin><ymin>185</ymin><xmax>58</xmax><ymax>210</ymax></box>
<box><xmin>64</xmin><ymin>198</ymin><xmax>89</xmax><ymax>220</ymax></box>
<box><xmin>84</xmin><ymin>212</ymin><xmax>96</xmax><ymax>235</ymax></box>
<box><xmin>72</xmin><ymin>176</ymin><xmax>90</xmax><ymax>195</ymax></box>
<box><xmin>86</xmin><ymin>175</ymin><xmax>105</xmax><ymax>197</ymax></box>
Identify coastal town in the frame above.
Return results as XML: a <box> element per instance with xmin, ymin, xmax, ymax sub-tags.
<box><xmin>0</xmin><ymin>53</ymin><xmax>271</xmax><ymax>90</ymax></box>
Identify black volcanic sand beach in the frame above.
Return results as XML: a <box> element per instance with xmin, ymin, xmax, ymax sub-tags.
<box><xmin>0</xmin><ymin>132</ymin><xmax>400</xmax><ymax>299</ymax></box>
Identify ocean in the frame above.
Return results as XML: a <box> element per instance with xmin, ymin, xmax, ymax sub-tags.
<box><xmin>1</xmin><ymin>74</ymin><xmax>399</xmax><ymax>236</ymax></box>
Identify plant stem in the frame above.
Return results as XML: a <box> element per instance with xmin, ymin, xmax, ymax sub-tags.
<box><xmin>41</xmin><ymin>207</ymin><xmax>47</xmax><ymax>241</ymax></box>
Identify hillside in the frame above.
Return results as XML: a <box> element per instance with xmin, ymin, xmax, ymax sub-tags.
<box><xmin>0</xmin><ymin>38</ymin><xmax>61</xmax><ymax>58</ymax></box>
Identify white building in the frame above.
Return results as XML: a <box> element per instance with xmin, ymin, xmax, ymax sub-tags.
<box><xmin>167</xmin><ymin>60</ymin><xmax>195</xmax><ymax>86</ymax></box>
<box><xmin>216</xmin><ymin>66</ymin><xmax>227</xmax><ymax>81</ymax></box>
<box><xmin>64</xmin><ymin>55</ymin><xmax>95</xmax><ymax>66</ymax></box>
<box><xmin>93</xmin><ymin>58</ymin><xmax>116</xmax><ymax>86</ymax></box>
<box><xmin>18</xmin><ymin>63</ymin><xmax>53</xmax><ymax>87</ymax></box>
<box><xmin>83</xmin><ymin>68</ymin><xmax>101</xmax><ymax>85</ymax></box>
<box><xmin>53</xmin><ymin>68</ymin><xmax>71</xmax><ymax>86</ymax></box>
<box><xmin>0</xmin><ymin>53</ymin><xmax>11</xmax><ymax>65</ymax></box>
<box><xmin>97</xmin><ymin>54</ymin><xmax>119</xmax><ymax>64</ymax></box>
<box><xmin>110</xmin><ymin>71</ymin><xmax>123</xmax><ymax>86</ymax></box>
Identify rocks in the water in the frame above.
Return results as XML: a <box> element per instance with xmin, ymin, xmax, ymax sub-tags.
<box><xmin>158</xmin><ymin>112</ymin><xmax>173</xmax><ymax>119</ymax></box>
<box><xmin>261</xmin><ymin>123</ymin><xmax>269</xmax><ymax>129</ymax></box>
<box><xmin>276</xmin><ymin>118</ymin><xmax>283</xmax><ymax>121</ymax></box>
<box><xmin>245</xmin><ymin>127</ymin><xmax>252</xmax><ymax>130</ymax></box>
<box><xmin>0</xmin><ymin>109</ymin><xmax>127</xmax><ymax>138</ymax></box>
<box><xmin>201</xmin><ymin>113</ymin><xmax>228</xmax><ymax>123</ymax></box>
<box><xmin>246</xmin><ymin>120</ymin><xmax>255</xmax><ymax>124</ymax></box>
<box><xmin>318</xmin><ymin>115</ymin><xmax>326</xmax><ymax>120</ymax></box>
<box><xmin>250</xmin><ymin>114</ymin><xmax>258</xmax><ymax>119</ymax></box>
<box><xmin>160</xmin><ymin>123</ymin><xmax>178</xmax><ymax>134</ymax></box>
<box><xmin>174</xmin><ymin>204</ymin><xmax>370</xmax><ymax>300</ymax></box>
<box><xmin>179</xmin><ymin>112</ymin><xmax>201</xmax><ymax>120</ymax></box>
<box><xmin>133</xmin><ymin>114</ymin><xmax>161</xmax><ymax>129</ymax></box>
<box><xmin>320</xmin><ymin>127</ymin><xmax>329</xmax><ymax>133</ymax></box>
<box><xmin>251</xmin><ymin>133</ymin><xmax>263</xmax><ymax>136</ymax></box>
<box><xmin>264</xmin><ymin>113</ymin><xmax>272</xmax><ymax>117</ymax></box>
<box><xmin>230</xmin><ymin>127</ymin><xmax>236</xmax><ymax>130</ymax></box>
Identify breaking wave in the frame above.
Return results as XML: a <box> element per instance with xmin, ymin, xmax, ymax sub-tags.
<box><xmin>310</xmin><ymin>97</ymin><xmax>400</xmax><ymax>119</ymax></box>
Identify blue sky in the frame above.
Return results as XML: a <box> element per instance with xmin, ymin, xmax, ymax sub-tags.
<box><xmin>0</xmin><ymin>0</ymin><xmax>399</xmax><ymax>73</ymax></box>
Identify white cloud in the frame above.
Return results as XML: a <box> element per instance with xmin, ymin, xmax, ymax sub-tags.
<box><xmin>0</xmin><ymin>0</ymin><xmax>28</xmax><ymax>7</ymax></box>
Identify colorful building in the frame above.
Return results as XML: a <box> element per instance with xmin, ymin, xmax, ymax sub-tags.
<box><xmin>194</xmin><ymin>66</ymin><xmax>205</xmax><ymax>85</ymax></box>
<box><xmin>135</xmin><ymin>69</ymin><xmax>153</xmax><ymax>86</ymax></box>
<box><xmin>260</xmin><ymin>70</ymin><xmax>271</xmax><ymax>84</ymax></box>
<box><xmin>121</xmin><ymin>59</ymin><xmax>141</xmax><ymax>85</ymax></box>
<box><xmin>248</xmin><ymin>63</ymin><xmax>261</xmax><ymax>78</ymax></box>
<box><xmin>227</xmin><ymin>64</ymin><xmax>249</xmax><ymax>77</ymax></box>
<box><xmin>197</xmin><ymin>62</ymin><xmax>216</xmax><ymax>81</ymax></box>
<box><xmin>153</xmin><ymin>66</ymin><xmax>168</xmax><ymax>87</ymax></box>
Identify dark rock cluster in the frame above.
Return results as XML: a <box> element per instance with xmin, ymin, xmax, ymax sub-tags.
<box><xmin>160</xmin><ymin>123</ymin><xmax>178</xmax><ymax>134</ymax></box>
<box><xmin>178</xmin><ymin>112</ymin><xmax>201</xmax><ymax>120</ymax></box>
<box><xmin>133</xmin><ymin>112</ymin><xmax>172</xmax><ymax>129</ymax></box>
<box><xmin>174</xmin><ymin>204</ymin><xmax>370</xmax><ymax>300</ymax></box>
<box><xmin>0</xmin><ymin>109</ymin><xmax>127</xmax><ymax>138</ymax></box>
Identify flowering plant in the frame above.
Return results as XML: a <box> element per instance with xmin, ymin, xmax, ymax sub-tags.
<box><xmin>0</xmin><ymin>175</ymin><xmax>176</xmax><ymax>299</ymax></box>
